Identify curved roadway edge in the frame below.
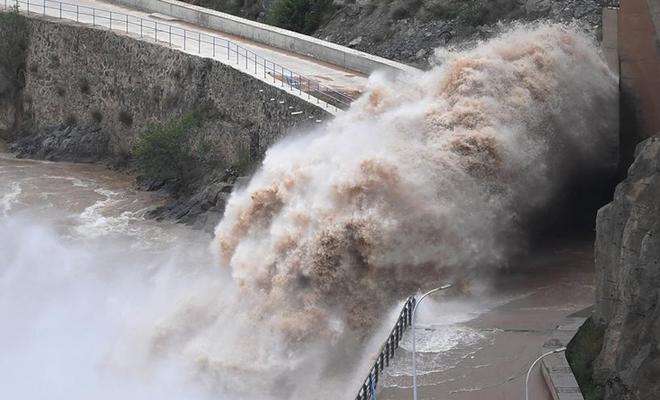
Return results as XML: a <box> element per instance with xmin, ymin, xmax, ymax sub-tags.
<box><xmin>105</xmin><ymin>0</ymin><xmax>419</xmax><ymax>75</ymax></box>
<box><xmin>3</xmin><ymin>0</ymin><xmax>346</xmax><ymax>115</ymax></box>
<box><xmin>540</xmin><ymin>307</ymin><xmax>593</xmax><ymax>400</ymax></box>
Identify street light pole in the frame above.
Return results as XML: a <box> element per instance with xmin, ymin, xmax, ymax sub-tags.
<box><xmin>525</xmin><ymin>347</ymin><xmax>567</xmax><ymax>400</ymax></box>
<box><xmin>412</xmin><ymin>284</ymin><xmax>452</xmax><ymax>400</ymax></box>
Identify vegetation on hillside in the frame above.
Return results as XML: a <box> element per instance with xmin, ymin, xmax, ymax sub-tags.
<box><xmin>566</xmin><ymin>318</ymin><xmax>605</xmax><ymax>400</ymax></box>
<box><xmin>268</xmin><ymin>0</ymin><xmax>333</xmax><ymax>34</ymax></box>
<box><xmin>132</xmin><ymin>108</ymin><xmax>210</xmax><ymax>184</ymax></box>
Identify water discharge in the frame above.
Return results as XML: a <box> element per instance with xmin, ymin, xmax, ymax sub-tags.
<box><xmin>0</xmin><ymin>23</ymin><xmax>616</xmax><ymax>399</ymax></box>
<box><xmin>207</xmin><ymin>22</ymin><xmax>616</xmax><ymax>393</ymax></box>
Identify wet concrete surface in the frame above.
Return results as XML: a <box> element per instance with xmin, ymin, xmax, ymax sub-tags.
<box><xmin>378</xmin><ymin>241</ymin><xmax>595</xmax><ymax>400</ymax></box>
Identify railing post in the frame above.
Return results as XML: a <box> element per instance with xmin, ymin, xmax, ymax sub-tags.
<box><xmin>183</xmin><ymin>29</ymin><xmax>186</xmax><ymax>50</ymax></box>
<box><xmin>76</xmin><ymin>4</ymin><xmax>78</xmax><ymax>22</ymax></box>
<box><xmin>26</xmin><ymin>0</ymin><xmax>29</xmax><ymax>15</ymax></box>
<box><xmin>227</xmin><ymin>40</ymin><xmax>230</xmax><ymax>60</ymax></box>
<box><xmin>212</xmin><ymin>36</ymin><xmax>215</xmax><ymax>57</ymax></box>
<box><xmin>169</xmin><ymin>25</ymin><xmax>171</xmax><ymax>47</ymax></box>
<box><xmin>92</xmin><ymin>8</ymin><xmax>95</xmax><ymax>26</ymax></box>
<box><xmin>198</xmin><ymin>32</ymin><xmax>201</xmax><ymax>53</ymax></box>
<box><xmin>125</xmin><ymin>14</ymin><xmax>128</xmax><ymax>33</ymax></box>
<box><xmin>59</xmin><ymin>2</ymin><xmax>61</xmax><ymax>18</ymax></box>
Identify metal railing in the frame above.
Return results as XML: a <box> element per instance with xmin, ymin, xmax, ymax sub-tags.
<box><xmin>2</xmin><ymin>0</ymin><xmax>358</xmax><ymax>111</ymax></box>
<box><xmin>355</xmin><ymin>296</ymin><xmax>416</xmax><ymax>400</ymax></box>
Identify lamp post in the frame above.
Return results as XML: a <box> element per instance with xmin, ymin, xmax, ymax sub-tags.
<box><xmin>524</xmin><ymin>347</ymin><xmax>566</xmax><ymax>400</ymax></box>
<box><xmin>412</xmin><ymin>284</ymin><xmax>452</xmax><ymax>400</ymax></box>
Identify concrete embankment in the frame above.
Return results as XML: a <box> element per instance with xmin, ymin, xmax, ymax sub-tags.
<box><xmin>106</xmin><ymin>0</ymin><xmax>417</xmax><ymax>76</ymax></box>
<box><xmin>0</xmin><ymin>14</ymin><xmax>331</xmax><ymax>230</ymax></box>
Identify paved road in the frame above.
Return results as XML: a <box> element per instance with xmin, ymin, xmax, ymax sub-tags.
<box><xmin>378</xmin><ymin>241</ymin><xmax>595</xmax><ymax>400</ymax></box>
<box><xmin>4</xmin><ymin>0</ymin><xmax>370</xmax><ymax>111</ymax></box>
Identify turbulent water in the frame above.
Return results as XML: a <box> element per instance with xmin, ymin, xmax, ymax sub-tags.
<box><xmin>210</xmin><ymin>21</ymin><xmax>616</xmax><ymax>382</ymax></box>
<box><xmin>0</xmin><ymin>23</ymin><xmax>616</xmax><ymax>400</ymax></box>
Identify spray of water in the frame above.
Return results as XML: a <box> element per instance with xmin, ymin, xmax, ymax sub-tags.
<box><xmin>195</xmin><ymin>22</ymin><xmax>615</xmax><ymax>395</ymax></box>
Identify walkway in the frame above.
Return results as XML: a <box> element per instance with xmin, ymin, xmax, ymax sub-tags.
<box><xmin>378</xmin><ymin>241</ymin><xmax>596</xmax><ymax>400</ymax></box>
<box><xmin>3</xmin><ymin>0</ymin><xmax>372</xmax><ymax>112</ymax></box>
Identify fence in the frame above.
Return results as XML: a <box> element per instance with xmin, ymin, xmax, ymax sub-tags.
<box><xmin>2</xmin><ymin>0</ymin><xmax>357</xmax><ymax>112</ymax></box>
<box><xmin>355</xmin><ymin>296</ymin><xmax>416</xmax><ymax>400</ymax></box>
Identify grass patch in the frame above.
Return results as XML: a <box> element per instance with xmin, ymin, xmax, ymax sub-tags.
<box><xmin>132</xmin><ymin>107</ymin><xmax>209</xmax><ymax>184</ymax></box>
<box><xmin>268</xmin><ymin>0</ymin><xmax>333</xmax><ymax>34</ymax></box>
<box><xmin>566</xmin><ymin>317</ymin><xmax>605</xmax><ymax>400</ymax></box>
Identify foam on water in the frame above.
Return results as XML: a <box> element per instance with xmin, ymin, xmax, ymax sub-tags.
<box><xmin>1</xmin><ymin>182</ymin><xmax>22</xmax><ymax>216</ymax></box>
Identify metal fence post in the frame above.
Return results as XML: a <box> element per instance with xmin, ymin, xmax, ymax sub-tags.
<box><xmin>92</xmin><ymin>8</ymin><xmax>95</xmax><ymax>26</ymax></box>
<box><xmin>227</xmin><ymin>40</ymin><xmax>230</xmax><ymax>60</ymax></box>
<box><xmin>125</xmin><ymin>14</ymin><xmax>128</xmax><ymax>33</ymax></box>
<box><xmin>139</xmin><ymin>18</ymin><xmax>142</xmax><ymax>38</ymax></box>
<box><xmin>59</xmin><ymin>2</ymin><xmax>61</xmax><ymax>18</ymax></box>
<box><xmin>169</xmin><ymin>25</ymin><xmax>171</xmax><ymax>47</ymax></box>
<box><xmin>183</xmin><ymin>29</ymin><xmax>186</xmax><ymax>50</ymax></box>
<box><xmin>198</xmin><ymin>32</ymin><xmax>200</xmax><ymax>53</ymax></box>
<box><xmin>26</xmin><ymin>0</ymin><xmax>28</xmax><ymax>15</ymax></box>
<box><xmin>76</xmin><ymin>4</ymin><xmax>78</xmax><ymax>22</ymax></box>
<box><xmin>212</xmin><ymin>36</ymin><xmax>215</xmax><ymax>57</ymax></box>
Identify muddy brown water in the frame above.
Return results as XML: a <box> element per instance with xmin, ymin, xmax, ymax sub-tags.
<box><xmin>0</xmin><ymin>152</ymin><xmax>594</xmax><ymax>399</ymax></box>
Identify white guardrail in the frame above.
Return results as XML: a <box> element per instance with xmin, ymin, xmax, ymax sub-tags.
<box><xmin>1</xmin><ymin>0</ymin><xmax>357</xmax><ymax>112</ymax></box>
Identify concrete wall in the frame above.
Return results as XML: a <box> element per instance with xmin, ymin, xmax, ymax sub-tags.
<box><xmin>107</xmin><ymin>0</ymin><xmax>417</xmax><ymax>76</ymax></box>
<box><xmin>615</xmin><ymin>0</ymin><xmax>660</xmax><ymax>171</ymax></box>
<box><xmin>619</xmin><ymin>0</ymin><xmax>660</xmax><ymax>138</ymax></box>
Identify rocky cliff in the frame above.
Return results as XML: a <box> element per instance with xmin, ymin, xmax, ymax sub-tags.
<box><xmin>180</xmin><ymin>0</ymin><xmax>605</xmax><ymax>68</ymax></box>
<box><xmin>593</xmin><ymin>137</ymin><xmax>660</xmax><ymax>400</ymax></box>
<box><xmin>0</xmin><ymin>15</ymin><xmax>329</xmax><ymax>231</ymax></box>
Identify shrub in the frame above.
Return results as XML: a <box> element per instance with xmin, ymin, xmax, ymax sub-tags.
<box><xmin>64</xmin><ymin>114</ymin><xmax>77</xmax><ymax>127</ymax></box>
<box><xmin>132</xmin><ymin>109</ymin><xmax>206</xmax><ymax>183</ymax></box>
<box><xmin>389</xmin><ymin>0</ymin><xmax>422</xmax><ymax>20</ymax></box>
<box><xmin>78</xmin><ymin>77</ymin><xmax>90</xmax><ymax>94</ymax></box>
<box><xmin>118</xmin><ymin>110</ymin><xmax>133</xmax><ymax>127</ymax></box>
<box><xmin>268</xmin><ymin>0</ymin><xmax>333</xmax><ymax>34</ymax></box>
<box><xmin>566</xmin><ymin>317</ymin><xmax>605</xmax><ymax>400</ymax></box>
<box><xmin>91</xmin><ymin>110</ymin><xmax>103</xmax><ymax>123</ymax></box>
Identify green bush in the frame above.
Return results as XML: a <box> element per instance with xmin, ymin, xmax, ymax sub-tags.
<box><xmin>268</xmin><ymin>0</ymin><xmax>332</xmax><ymax>34</ymax></box>
<box><xmin>0</xmin><ymin>7</ymin><xmax>27</xmax><ymax>101</ymax></box>
<box><xmin>132</xmin><ymin>109</ymin><xmax>206</xmax><ymax>183</ymax></box>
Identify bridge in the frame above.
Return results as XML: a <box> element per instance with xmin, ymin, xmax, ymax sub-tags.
<box><xmin>1</xmin><ymin>0</ymin><xmax>415</xmax><ymax>114</ymax></box>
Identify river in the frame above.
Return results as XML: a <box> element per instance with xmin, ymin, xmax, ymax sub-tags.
<box><xmin>0</xmin><ymin>148</ymin><xmax>595</xmax><ymax>399</ymax></box>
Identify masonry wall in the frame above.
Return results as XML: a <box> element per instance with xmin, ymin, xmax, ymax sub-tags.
<box><xmin>8</xmin><ymin>16</ymin><xmax>330</xmax><ymax>164</ymax></box>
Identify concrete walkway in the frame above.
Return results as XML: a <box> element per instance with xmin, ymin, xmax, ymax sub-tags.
<box><xmin>3</xmin><ymin>0</ymin><xmax>372</xmax><ymax>112</ymax></box>
<box><xmin>378</xmin><ymin>241</ymin><xmax>596</xmax><ymax>400</ymax></box>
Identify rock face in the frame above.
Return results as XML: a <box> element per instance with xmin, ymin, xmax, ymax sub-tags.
<box><xmin>594</xmin><ymin>137</ymin><xmax>660</xmax><ymax>400</ymax></box>
<box><xmin>315</xmin><ymin>0</ymin><xmax>604</xmax><ymax>68</ymax></box>
<box><xmin>1</xmin><ymin>16</ymin><xmax>329</xmax><ymax>230</ymax></box>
